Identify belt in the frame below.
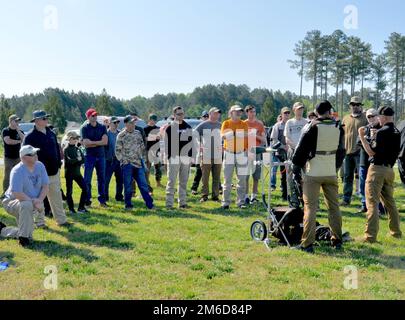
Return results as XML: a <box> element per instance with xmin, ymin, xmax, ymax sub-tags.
<box><xmin>316</xmin><ymin>150</ymin><xmax>337</xmax><ymax>156</ymax></box>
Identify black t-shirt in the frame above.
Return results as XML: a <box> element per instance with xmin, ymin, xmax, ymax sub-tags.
<box><xmin>2</xmin><ymin>127</ymin><xmax>22</xmax><ymax>159</ymax></box>
<box><xmin>370</xmin><ymin>123</ymin><xmax>401</xmax><ymax>167</ymax></box>
<box><xmin>144</xmin><ymin>125</ymin><xmax>160</xmax><ymax>151</ymax></box>
<box><xmin>165</xmin><ymin>121</ymin><xmax>193</xmax><ymax>159</ymax></box>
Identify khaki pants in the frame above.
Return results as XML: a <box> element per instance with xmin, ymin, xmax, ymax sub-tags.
<box><xmin>36</xmin><ymin>171</ymin><xmax>67</xmax><ymax>226</ymax></box>
<box><xmin>1</xmin><ymin>199</ymin><xmax>44</xmax><ymax>239</ymax></box>
<box><xmin>201</xmin><ymin>161</ymin><xmax>222</xmax><ymax>199</ymax></box>
<box><xmin>166</xmin><ymin>157</ymin><xmax>191</xmax><ymax>207</ymax></box>
<box><xmin>222</xmin><ymin>151</ymin><xmax>248</xmax><ymax>207</ymax></box>
<box><xmin>365</xmin><ymin>165</ymin><xmax>402</xmax><ymax>241</ymax></box>
<box><xmin>2</xmin><ymin>157</ymin><xmax>21</xmax><ymax>194</ymax></box>
<box><xmin>301</xmin><ymin>175</ymin><xmax>342</xmax><ymax>248</ymax></box>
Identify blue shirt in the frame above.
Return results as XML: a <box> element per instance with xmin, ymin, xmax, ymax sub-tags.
<box><xmin>80</xmin><ymin>122</ymin><xmax>108</xmax><ymax>158</ymax></box>
<box><xmin>5</xmin><ymin>161</ymin><xmax>49</xmax><ymax>199</ymax></box>
<box><xmin>105</xmin><ymin>130</ymin><xmax>120</xmax><ymax>161</ymax></box>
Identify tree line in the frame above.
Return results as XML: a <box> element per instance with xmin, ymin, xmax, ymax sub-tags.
<box><xmin>0</xmin><ymin>85</ymin><xmax>312</xmax><ymax>132</ymax></box>
<box><xmin>289</xmin><ymin>30</ymin><xmax>405</xmax><ymax>118</ymax></box>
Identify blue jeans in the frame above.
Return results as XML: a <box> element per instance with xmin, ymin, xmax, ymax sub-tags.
<box><xmin>271</xmin><ymin>155</ymin><xmax>278</xmax><ymax>188</ymax></box>
<box><xmin>343</xmin><ymin>153</ymin><xmax>360</xmax><ymax>203</ymax></box>
<box><xmin>359</xmin><ymin>166</ymin><xmax>368</xmax><ymax>205</ymax></box>
<box><xmin>122</xmin><ymin>164</ymin><xmax>154</xmax><ymax>209</ymax></box>
<box><xmin>84</xmin><ymin>155</ymin><xmax>106</xmax><ymax>204</ymax></box>
<box><xmin>105</xmin><ymin>158</ymin><xmax>124</xmax><ymax>201</ymax></box>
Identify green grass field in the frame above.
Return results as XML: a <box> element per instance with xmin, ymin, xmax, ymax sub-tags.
<box><xmin>0</xmin><ymin>166</ymin><xmax>404</xmax><ymax>300</ymax></box>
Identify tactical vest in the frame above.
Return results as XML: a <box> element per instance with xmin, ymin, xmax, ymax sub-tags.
<box><xmin>306</xmin><ymin>121</ymin><xmax>340</xmax><ymax>177</ymax></box>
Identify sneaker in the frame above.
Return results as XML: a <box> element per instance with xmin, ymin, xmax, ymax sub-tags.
<box><xmin>78</xmin><ymin>208</ymin><xmax>90</xmax><ymax>214</ymax></box>
<box><xmin>19</xmin><ymin>237</ymin><xmax>31</xmax><ymax>248</ymax></box>
<box><xmin>179</xmin><ymin>204</ymin><xmax>189</xmax><ymax>209</ymax></box>
<box><xmin>69</xmin><ymin>209</ymin><xmax>77</xmax><ymax>214</ymax></box>
<box><xmin>200</xmin><ymin>197</ymin><xmax>208</xmax><ymax>203</ymax></box>
<box><xmin>271</xmin><ymin>186</ymin><xmax>276</xmax><ymax>192</ymax></box>
<box><xmin>250</xmin><ymin>197</ymin><xmax>259</xmax><ymax>204</ymax></box>
<box><xmin>191</xmin><ymin>190</ymin><xmax>198</xmax><ymax>196</ymax></box>
<box><xmin>292</xmin><ymin>245</ymin><xmax>315</xmax><ymax>254</ymax></box>
<box><xmin>221</xmin><ymin>205</ymin><xmax>230</xmax><ymax>210</ymax></box>
<box><xmin>211</xmin><ymin>197</ymin><xmax>220</xmax><ymax>202</ymax></box>
<box><xmin>238</xmin><ymin>204</ymin><xmax>247</xmax><ymax>210</ymax></box>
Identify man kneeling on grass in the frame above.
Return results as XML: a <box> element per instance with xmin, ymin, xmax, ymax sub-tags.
<box><xmin>0</xmin><ymin>145</ymin><xmax>49</xmax><ymax>247</ymax></box>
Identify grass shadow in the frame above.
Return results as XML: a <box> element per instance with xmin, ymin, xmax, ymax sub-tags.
<box><xmin>317</xmin><ymin>243</ymin><xmax>405</xmax><ymax>270</ymax></box>
<box><xmin>47</xmin><ymin>225</ymin><xmax>134</xmax><ymax>250</ymax></box>
<box><xmin>135</xmin><ymin>207</ymin><xmax>211</xmax><ymax>220</ymax></box>
<box><xmin>29</xmin><ymin>240</ymin><xmax>99</xmax><ymax>263</ymax></box>
<box><xmin>69</xmin><ymin>210</ymin><xmax>139</xmax><ymax>226</ymax></box>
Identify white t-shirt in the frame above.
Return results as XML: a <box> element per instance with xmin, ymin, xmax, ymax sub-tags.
<box><xmin>284</xmin><ymin>118</ymin><xmax>308</xmax><ymax>149</ymax></box>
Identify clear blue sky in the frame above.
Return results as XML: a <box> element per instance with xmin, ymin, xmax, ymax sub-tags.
<box><xmin>0</xmin><ymin>0</ymin><xmax>404</xmax><ymax>99</ymax></box>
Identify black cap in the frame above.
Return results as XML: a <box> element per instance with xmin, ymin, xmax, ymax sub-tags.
<box><xmin>316</xmin><ymin>100</ymin><xmax>333</xmax><ymax>115</ymax></box>
<box><xmin>124</xmin><ymin>115</ymin><xmax>136</xmax><ymax>124</ymax></box>
<box><xmin>378</xmin><ymin>106</ymin><xmax>395</xmax><ymax>116</ymax></box>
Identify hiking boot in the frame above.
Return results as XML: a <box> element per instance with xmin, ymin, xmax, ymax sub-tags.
<box><xmin>200</xmin><ymin>197</ymin><xmax>208</xmax><ymax>203</ymax></box>
<box><xmin>19</xmin><ymin>237</ymin><xmax>32</xmax><ymax>248</ymax></box>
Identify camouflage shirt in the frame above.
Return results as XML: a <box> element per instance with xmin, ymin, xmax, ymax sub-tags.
<box><xmin>115</xmin><ymin>129</ymin><xmax>146</xmax><ymax>168</ymax></box>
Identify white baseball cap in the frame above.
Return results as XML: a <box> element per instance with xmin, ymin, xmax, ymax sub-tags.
<box><xmin>20</xmin><ymin>145</ymin><xmax>40</xmax><ymax>157</ymax></box>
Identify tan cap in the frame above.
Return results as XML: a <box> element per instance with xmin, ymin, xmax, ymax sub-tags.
<box><xmin>20</xmin><ymin>145</ymin><xmax>40</xmax><ymax>157</ymax></box>
<box><xmin>366</xmin><ymin>109</ymin><xmax>378</xmax><ymax>117</ymax></box>
<box><xmin>349</xmin><ymin>96</ymin><xmax>363</xmax><ymax>105</ymax></box>
<box><xmin>293</xmin><ymin>102</ymin><xmax>304</xmax><ymax>111</ymax></box>
<box><xmin>209</xmin><ymin>107</ymin><xmax>221</xmax><ymax>114</ymax></box>
<box><xmin>9</xmin><ymin>114</ymin><xmax>21</xmax><ymax>122</ymax></box>
<box><xmin>281</xmin><ymin>107</ymin><xmax>291</xmax><ymax>114</ymax></box>
<box><xmin>230</xmin><ymin>105</ymin><xmax>244</xmax><ymax>113</ymax></box>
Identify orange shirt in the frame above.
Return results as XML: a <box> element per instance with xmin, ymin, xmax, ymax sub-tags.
<box><xmin>244</xmin><ymin>119</ymin><xmax>266</xmax><ymax>147</ymax></box>
<box><xmin>221</xmin><ymin>119</ymin><xmax>249</xmax><ymax>153</ymax></box>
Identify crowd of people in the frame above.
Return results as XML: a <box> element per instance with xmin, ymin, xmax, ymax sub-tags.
<box><xmin>0</xmin><ymin>98</ymin><xmax>403</xmax><ymax>252</ymax></box>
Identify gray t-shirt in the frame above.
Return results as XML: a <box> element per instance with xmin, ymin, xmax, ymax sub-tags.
<box><xmin>5</xmin><ymin>161</ymin><xmax>49</xmax><ymax>199</ymax></box>
<box><xmin>195</xmin><ymin>121</ymin><xmax>222</xmax><ymax>161</ymax></box>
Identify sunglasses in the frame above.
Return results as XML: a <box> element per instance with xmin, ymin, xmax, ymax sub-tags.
<box><xmin>41</xmin><ymin>117</ymin><xmax>49</xmax><ymax>121</ymax></box>
<box><xmin>351</xmin><ymin>103</ymin><xmax>362</xmax><ymax>107</ymax></box>
<box><xmin>176</xmin><ymin>113</ymin><xmax>185</xmax><ymax>116</ymax></box>
<box><xmin>367</xmin><ymin>115</ymin><xmax>376</xmax><ymax>119</ymax></box>
<box><xmin>283</xmin><ymin>112</ymin><xmax>291</xmax><ymax>115</ymax></box>
<box><xmin>25</xmin><ymin>153</ymin><xmax>37</xmax><ymax>157</ymax></box>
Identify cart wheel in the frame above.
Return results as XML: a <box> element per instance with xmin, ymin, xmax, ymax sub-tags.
<box><xmin>250</xmin><ymin>220</ymin><xmax>267</xmax><ymax>242</ymax></box>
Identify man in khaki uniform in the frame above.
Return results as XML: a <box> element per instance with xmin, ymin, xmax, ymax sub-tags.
<box><xmin>358</xmin><ymin>106</ymin><xmax>402</xmax><ymax>243</ymax></box>
<box><xmin>292</xmin><ymin>101</ymin><xmax>346</xmax><ymax>253</ymax></box>
<box><xmin>1</xmin><ymin>145</ymin><xmax>49</xmax><ymax>247</ymax></box>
